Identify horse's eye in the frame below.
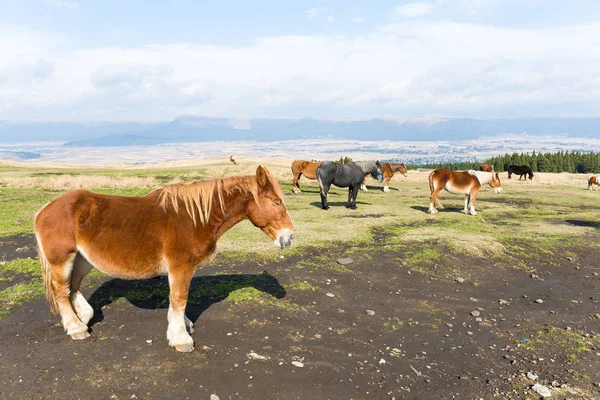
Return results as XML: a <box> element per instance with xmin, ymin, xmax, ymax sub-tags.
<box><xmin>273</xmin><ymin>201</ymin><xmax>281</xmax><ymax>206</ymax></box>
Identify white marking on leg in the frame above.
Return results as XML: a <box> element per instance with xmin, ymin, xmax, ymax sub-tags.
<box><xmin>383</xmin><ymin>185</ymin><xmax>390</xmax><ymax>192</ymax></box>
<box><xmin>469</xmin><ymin>205</ymin><xmax>477</xmax><ymax>215</ymax></box>
<box><xmin>361</xmin><ymin>184</ymin><xmax>368</xmax><ymax>191</ymax></box>
<box><xmin>166</xmin><ymin>305</ymin><xmax>194</xmax><ymax>348</ymax></box>
<box><xmin>71</xmin><ymin>291</ymin><xmax>94</xmax><ymax>325</ymax></box>
<box><xmin>184</xmin><ymin>314</ymin><xmax>194</xmax><ymax>333</ymax></box>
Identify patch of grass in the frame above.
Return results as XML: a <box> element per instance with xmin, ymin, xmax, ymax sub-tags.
<box><xmin>1</xmin><ymin>258</ymin><xmax>40</xmax><ymax>276</ymax></box>
<box><xmin>0</xmin><ymin>282</ymin><xmax>43</xmax><ymax>316</ymax></box>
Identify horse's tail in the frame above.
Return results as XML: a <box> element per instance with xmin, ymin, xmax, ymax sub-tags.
<box><xmin>316</xmin><ymin>168</ymin><xmax>326</xmax><ymax>197</ymax></box>
<box><xmin>429</xmin><ymin>171</ymin><xmax>443</xmax><ymax>208</ymax></box>
<box><xmin>34</xmin><ymin>206</ymin><xmax>59</xmax><ymax>315</ymax></box>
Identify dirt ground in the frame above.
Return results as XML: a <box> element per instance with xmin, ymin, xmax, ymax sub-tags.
<box><xmin>1</xmin><ymin>230</ymin><xmax>600</xmax><ymax>400</ymax></box>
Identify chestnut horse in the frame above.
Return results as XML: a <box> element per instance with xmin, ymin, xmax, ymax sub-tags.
<box><xmin>428</xmin><ymin>169</ymin><xmax>502</xmax><ymax>215</ymax></box>
<box><xmin>34</xmin><ymin>166</ymin><xmax>294</xmax><ymax>352</ymax></box>
<box><xmin>479</xmin><ymin>163</ymin><xmax>494</xmax><ymax>172</ymax></box>
<box><xmin>229</xmin><ymin>155</ymin><xmax>237</xmax><ymax>165</ymax></box>
<box><xmin>360</xmin><ymin>162</ymin><xmax>408</xmax><ymax>192</ymax></box>
<box><xmin>291</xmin><ymin>160</ymin><xmax>322</xmax><ymax>194</ymax></box>
<box><xmin>589</xmin><ymin>175</ymin><xmax>600</xmax><ymax>190</ymax></box>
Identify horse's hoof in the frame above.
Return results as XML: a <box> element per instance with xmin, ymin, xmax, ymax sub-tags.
<box><xmin>70</xmin><ymin>331</ymin><xmax>90</xmax><ymax>340</ymax></box>
<box><xmin>322</xmin><ymin>206</ymin><xmax>330</xmax><ymax>210</ymax></box>
<box><xmin>175</xmin><ymin>344</ymin><xmax>194</xmax><ymax>353</ymax></box>
<box><xmin>349</xmin><ymin>205</ymin><xmax>357</xmax><ymax>210</ymax></box>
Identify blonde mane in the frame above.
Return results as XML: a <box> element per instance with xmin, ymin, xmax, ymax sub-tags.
<box><xmin>158</xmin><ymin>172</ymin><xmax>282</xmax><ymax>226</ymax></box>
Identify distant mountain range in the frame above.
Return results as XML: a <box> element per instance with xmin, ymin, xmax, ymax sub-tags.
<box><xmin>0</xmin><ymin>117</ymin><xmax>599</xmax><ymax>146</ymax></box>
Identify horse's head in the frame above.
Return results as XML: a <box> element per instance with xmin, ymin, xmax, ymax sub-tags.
<box><xmin>490</xmin><ymin>172</ymin><xmax>502</xmax><ymax>194</ymax></box>
<box><xmin>372</xmin><ymin>161</ymin><xmax>384</xmax><ymax>183</ymax></box>
<box><xmin>528</xmin><ymin>171</ymin><xmax>534</xmax><ymax>180</ymax></box>
<box><xmin>248</xmin><ymin>166</ymin><xmax>294</xmax><ymax>249</ymax></box>
<box><xmin>397</xmin><ymin>162</ymin><xmax>408</xmax><ymax>177</ymax></box>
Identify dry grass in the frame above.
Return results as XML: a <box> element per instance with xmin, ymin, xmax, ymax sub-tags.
<box><xmin>0</xmin><ymin>175</ymin><xmax>161</xmax><ymax>189</ymax></box>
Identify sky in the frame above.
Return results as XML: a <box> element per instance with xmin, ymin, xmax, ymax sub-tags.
<box><xmin>1</xmin><ymin>0</ymin><xmax>599</xmax><ymax>122</ymax></box>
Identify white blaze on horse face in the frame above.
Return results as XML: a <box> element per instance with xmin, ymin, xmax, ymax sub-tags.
<box><xmin>274</xmin><ymin>228</ymin><xmax>294</xmax><ymax>249</ymax></box>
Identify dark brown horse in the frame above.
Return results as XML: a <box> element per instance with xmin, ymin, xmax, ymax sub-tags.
<box><xmin>479</xmin><ymin>163</ymin><xmax>494</xmax><ymax>172</ymax></box>
<box><xmin>428</xmin><ymin>169</ymin><xmax>502</xmax><ymax>215</ymax></box>
<box><xmin>291</xmin><ymin>160</ymin><xmax>323</xmax><ymax>194</ymax></box>
<box><xmin>507</xmin><ymin>165</ymin><xmax>534</xmax><ymax>180</ymax></box>
<box><xmin>35</xmin><ymin>166</ymin><xmax>294</xmax><ymax>352</ymax></box>
<box><xmin>361</xmin><ymin>162</ymin><xmax>408</xmax><ymax>192</ymax></box>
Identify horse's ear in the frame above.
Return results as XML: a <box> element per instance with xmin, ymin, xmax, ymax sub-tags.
<box><xmin>256</xmin><ymin>165</ymin><xmax>269</xmax><ymax>187</ymax></box>
<box><xmin>376</xmin><ymin>160</ymin><xmax>381</xmax><ymax>166</ymax></box>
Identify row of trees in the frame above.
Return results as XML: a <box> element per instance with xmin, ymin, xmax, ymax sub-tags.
<box><xmin>409</xmin><ymin>151</ymin><xmax>600</xmax><ymax>174</ymax></box>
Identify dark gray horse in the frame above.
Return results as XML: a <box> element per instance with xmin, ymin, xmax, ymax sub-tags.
<box><xmin>316</xmin><ymin>161</ymin><xmax>383</xmax><ymax>210</ymax></box>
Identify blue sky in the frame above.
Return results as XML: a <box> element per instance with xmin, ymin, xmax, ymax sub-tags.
<box><xmin>1</xmin><ymin>0</ymin><xmax>599</xmax><ymax>121</ymax></box>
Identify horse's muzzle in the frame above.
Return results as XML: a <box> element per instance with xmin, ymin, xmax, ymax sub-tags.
<box><xmin>275</xmin><ymin>229</ymin><xmax>294</xmax><ymax>249</ymax></box>
<box><xmin>494</xmin><ymin>188</ymin><xmax>502</xmax><ymax>194</ymax></box>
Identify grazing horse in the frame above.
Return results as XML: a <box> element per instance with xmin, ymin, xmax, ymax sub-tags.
<box><xmin>316</xmin><ymin>161</ymin><xmax>383</xmax><ymax>210</ymax></box>
<box><xmin>507</xmin><ymin>164</ymin><xmax>534</xmax><ymax>180</ymax></box>
<box><xmin>479</xmin><ymin>163</ymin><xmax>494</xmax><ymax>172</ymax></box>
<box><xmin>291</xmin><ymin>160</ymin><xmax>323</xmax><ymax>194</ymax></box>
<box><xmin>229</xmin><ymin>155</ymin><xmax>237</xmax><ymax>165</ymax></box>
<box><xmin>589</xmin><ymin>175</ymin><xmax>600</xmax><ymax>191</ymax></box>
<box><xmin>428</xmin><ymin>169</ymin><xmax>502</xmax><ymax>215</ymax></box>
<box><xmin>361</xmin><ymin>162</ymin><xmax>408</xmax><ymax>192</ymax></box>
<box><xmin>34</xmin><ymin>166</ymin><xmax>294</xmax><ymax>352</ymax></box>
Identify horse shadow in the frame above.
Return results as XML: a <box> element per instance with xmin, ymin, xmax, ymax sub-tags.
<box><xmin>87</xmin><ymin>272</ymin><xmax>286</xmax><ymax>327</ymax></box>
<box><xmin>566</xmin><ymin>219</ymin><xmax>600</xmax><ymax>229</ymax></box>
<box><xmin>364</xmin><ymin>185</ymin><xmax>399</xmax><ymax>192</ymax></box>
<box><xmin>310</xmin><ymin>201</ymin><xmax>371</xmax><ymax>209</ymax></box>
<box><xmin>411</xmin><ymin>205</ymin><xmax>462</xmax><ymax>214</ymax></box>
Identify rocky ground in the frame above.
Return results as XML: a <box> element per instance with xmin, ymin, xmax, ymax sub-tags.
<box><xmin>1</xmin><ymin>232</ymin><xmax>600</xmax><ymax>400</ymax></box>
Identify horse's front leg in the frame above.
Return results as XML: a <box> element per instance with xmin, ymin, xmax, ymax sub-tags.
<box><xmin>320</xmin><ymin>184</ymin><xmax>330</xmax><ymax>210</ymax></box>
<box><xmin>360</xmin><ymin>177</ymin><xmax>368</xmax><ymax>191</ymax></box>
<box><xmin>463</xmin><ymin>194</ymin><xmax>469</xmax><ymax>214</ymax></box>
<box><xmin>167</xmin><ymin>265</ymin><xmax>196</xmax><ymax>352</ymax></box>
<box><xmin>468</xmin><ymin>189</ymin><xmax>479</xmax><ymax>215</ymax></box>
<box><xmin>346</xmin><ymin>186</ymin><xmax>353</xmax><ymax>207</ymax></box>
<box><xmin>292</xmin><ymin>172</ymin><xmax>302</xmax><ymax>194</ymax></box>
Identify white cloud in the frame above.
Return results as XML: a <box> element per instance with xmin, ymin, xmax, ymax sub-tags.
<box><xmin>305</xmin><ymin>8</ymin><xmax>319</xmax><ymax>18</ymax></box>
<box><xmin>327</xmin><ymin>16</ymin><xmax>335</xmax><ymax>23</ymax></box>
<box><xmin>1</xmin><ymin>20</ymin><xmax>600</xmax><ymax>120</ymax></box>
<box><xmin>394</xmin><ymin>2</ymin><xmax>434</xmax><ymax>19</ymax></box>
<box><xmin>44</xmin><ymin>0</ymin><xmax>78</xmax><ymax>10</ymax></box>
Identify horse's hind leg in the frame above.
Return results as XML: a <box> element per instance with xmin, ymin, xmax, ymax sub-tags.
<box><xmin>70</xmin><ymin>254</ymin><xmax>94</xmax><ymax>326</ymax></box>
<box><xmin>292</xmin><ymin>172</ymin><xmax>302</xmax><ymax>194</ymax></box>
<box><xmin>167</xmin><ymin>265</ymin><xmax>196</xmax><ymax>352</ymax></box>
<box><xmin>320</xmin><ymin>183</ymin><xmax>331</xmax><ymax>210</ymax></box>
<box><xmin>50</xmin><ymin>253</ymin><xmax>90</xmax><ymax>339</ymax></box>
<box><xmin>429</xmin><ymin>187</ymin><xmax>443</xmax><ymax>213</ymax></box>
<box><xmin>468</xmin><ymin>189</ymin><xmax>479</xmax><ymax>215</ymax></box>
<box><xmin>463</xmin><ymin>194</ymin><xmax>470</xmax><ymax>214</ymax></box>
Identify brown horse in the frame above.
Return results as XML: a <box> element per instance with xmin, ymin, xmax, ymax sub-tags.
<box><xmin>360</xmin><ymin>162</ymin><xmax>408</xmax><ymax>192</ymax></box>
<box><xmin>229</xmin><ymin>155</ymin><xmax>237</xmax><ymax>165</ymax></box>
<box><xmin>479</xmin><ymin>163</ymin><xmax>494</xmax><ymax>172</ymax></box>
<box><xmin>589</xmin><ymin>176</ymin><xmax>600</xmax><ymax>190</ymax></box>
<box><xmin>428</xmin><ymin>169</ymin><xmax>502</xmax><ymax>215</ymax></box>
<box><xmin>291</xmin><ymin>160</ymin><xmax>323</xmax><ymax>194</ymax></box>
<box><xmin>34</xmin><ymin>166</ymin><xmax>294</xmax><ymax>352</ymax></box>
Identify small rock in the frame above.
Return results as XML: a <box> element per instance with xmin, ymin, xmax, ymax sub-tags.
<box><xmin>467</xmin><ymin>331</ymin><xmax>473</xmax><ymax>336</ymax></box>
<box><xmin>365</xmin><ymin>310</ymin><xmax>375</xmax><ymax>316</ymax></box>
<box><xmin>475</xmin><ymin>317</ymin><xmax>482</xmax><ymax>322</ymax></box>
<box><xmin>535</xmin><ymin>299</ymin><xmax>544</xmax><ymax>304</ymax></box>
<box><xmin>532</xmin><ymin>383</ymin><xmax>552</xmax><ymax>397</ymax></box>
<box><xmin>527</xmin><ymin>372</ymin><xmax>539</xmax><ymax>381</ymax></box>
<box><xmin>146</xmin><ymin>339</ymin><xmax>153</xmax><ymax>344</ymax></box>
<box><xmin>471</xmin><ymin>310</ymin><xmax>481</xmax><ymax>317</ymax></box>
<box><xmin>531</xmin><ymin>273</ymin><xmax>539</xmax><ymax>279</ymax></box>
<box><xmin>456</xmin><ymin>277</ymin><xmax>465</xmax><ymax>284</ymax></box>
<box><xmin>336</xmin><ymin>258</ymin><xmax>353</xmax><ymax>265</ymax></box>
<box><xmin>210</xmin><ymin>395</ymin><xmax>220</xmax><ymax>400</ymax></box>
<box><xmin>499</xmin><ymin>299</ymin><xmax>509</xmax><ymax>305</ymax></box>
<box><xmin>378</xmin><ymin>358</ymin><xmax>386</xmax><ymax>365</ymax></box>
<box><xmin>446</xmin><ymin>323</ymin><xmax>453</xmax><ymax>328</ymax></box>
<box><xmin>248</xmin><ymin>352</ymin><xmax>267</xmax><ymax>360</ymax></box>
<box><xmin>401</xmin><ymin>260</ymin><xmax>408</xmax><ymax>266</ymax></box>
<box><xmin>326</xmin><ymin>293</ymin><xmax>335</xmax><ymax>298</ymax></box>
<box><xmin>291</xmin><ymin>361</ymin><xmax>304</xmax><ymax>368</ymax></box>
<box><xmin>566</xmin><ymin>256</ymin><xmax>574</xmax><ymax>261</ymax></box>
